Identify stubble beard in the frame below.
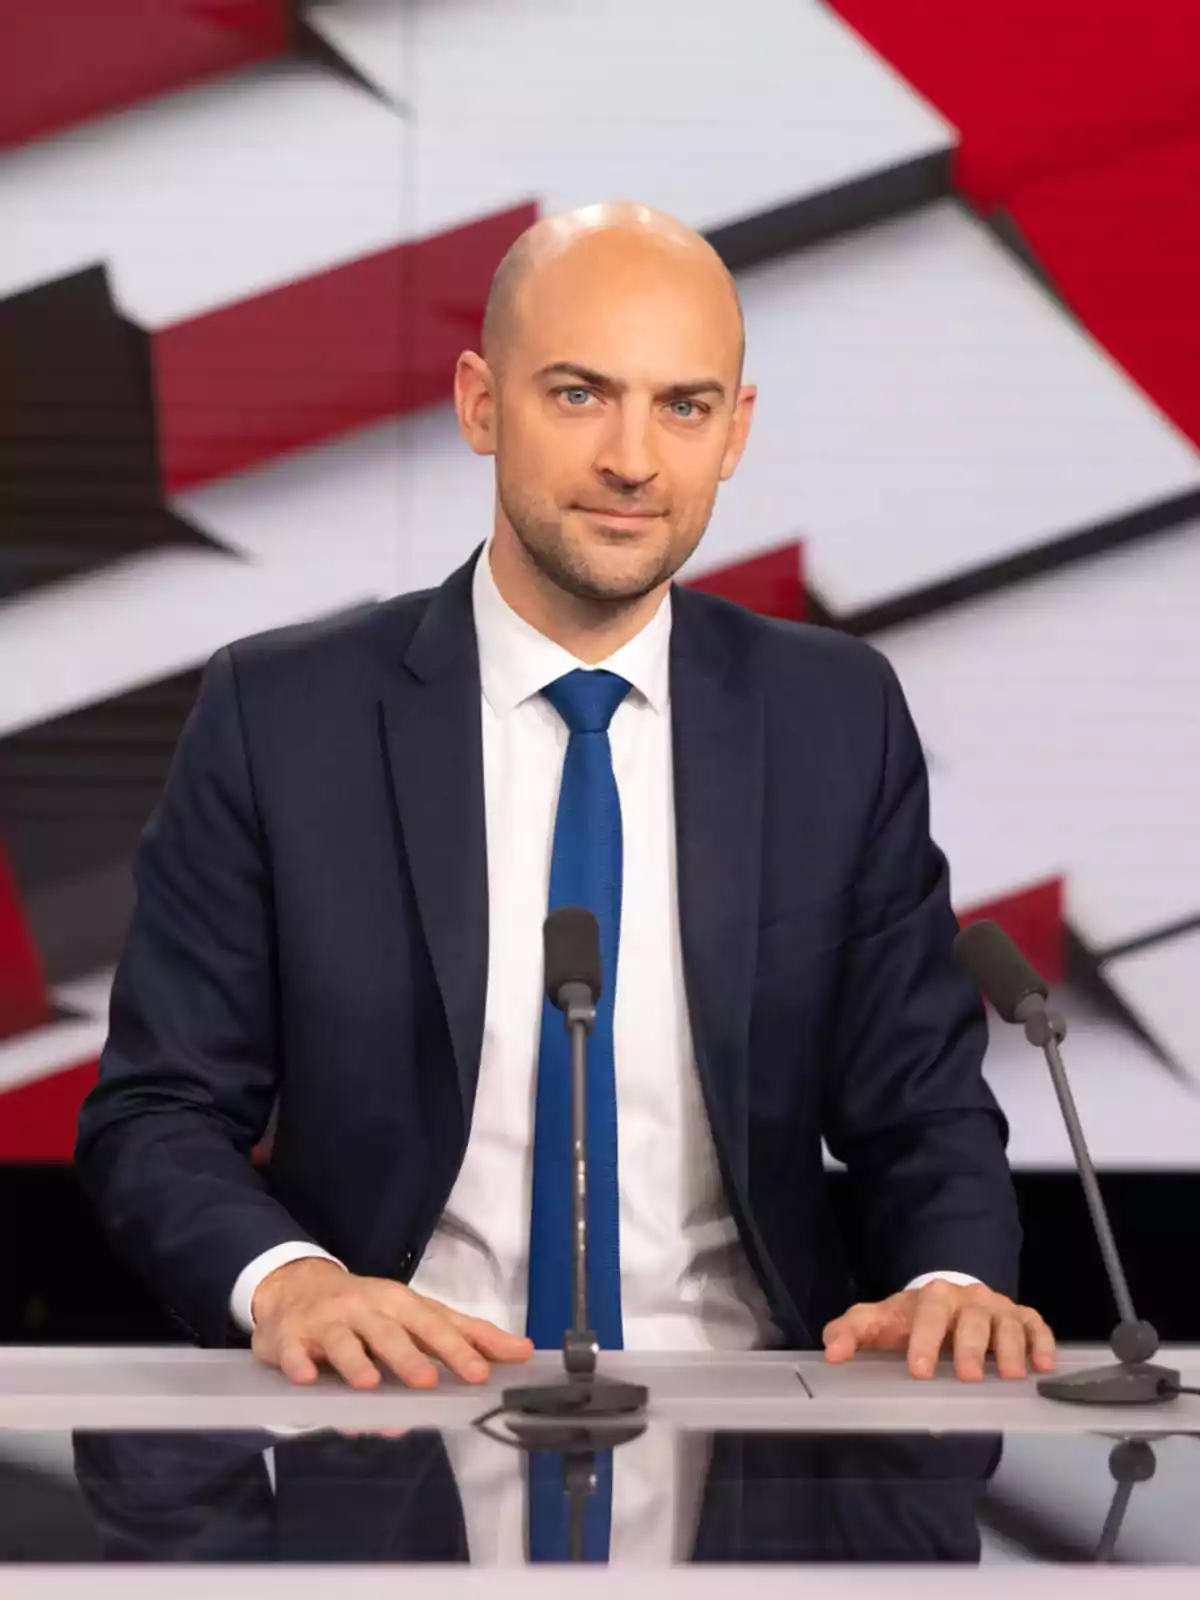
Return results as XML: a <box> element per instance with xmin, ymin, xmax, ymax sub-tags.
<box><xmin>498</xmin><ymin>483</ymin><xmax>704</xmax><ymax>607</ymax></box>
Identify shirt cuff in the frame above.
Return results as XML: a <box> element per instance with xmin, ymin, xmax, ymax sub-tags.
<box><xmin>903</xmin><ymin>1271</ymin><xmax>983</xmax><ymax>1292</ymax></box>
<box><xmin>229</xmin><ymin>1241</ymin><xmax>347</xmax><ymax>1333</ymax></box>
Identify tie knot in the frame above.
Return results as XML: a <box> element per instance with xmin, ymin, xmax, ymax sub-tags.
<box><xmin>541</xmin><ymin>668</ymin><xmax>632</xmax><ymax>734</ymax></box>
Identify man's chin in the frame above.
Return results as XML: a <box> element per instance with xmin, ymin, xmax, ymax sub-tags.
<box><xmin>556</xmin><ymin>559</ymin><xmax>668</xmax><ymax>606</ymax></box>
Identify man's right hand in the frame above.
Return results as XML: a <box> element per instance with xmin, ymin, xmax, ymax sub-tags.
<box><xmin>249</xmin><ymin>1258</ymin><xmax>535</xmax><ymax>1389</ymax></box>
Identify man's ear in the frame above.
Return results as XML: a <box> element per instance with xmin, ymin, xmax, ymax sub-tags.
<box><xmin>455</xmin><ymin>350</ymin><xmax>498</xmax><ymax>457</ymax></box>
<box><xmin>719</xmin><ymin>384</ymin><xmax>757</xmax><ymax>481</ymax></box>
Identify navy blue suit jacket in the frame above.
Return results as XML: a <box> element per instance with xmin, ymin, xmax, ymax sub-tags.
<box><xmin>75</xmin><ymin>546</ymin><xmax>1020</xmax><ymax>1349</ymax></box>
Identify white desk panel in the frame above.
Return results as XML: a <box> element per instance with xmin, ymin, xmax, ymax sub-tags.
<box><xmin>2</xmin><ymin>1349</ymin><xmax>1199</xmax><ymax>1597</ymax></box>
<box><xmin>1</xmin><ymin>1347</ymin><xmax>1197</xmax><ymax>1435</ymax></box>
<box><xmin>6</xmin><ymin>1565</ymin><xmax>1199</xmax><ymax>1598</ymax></box>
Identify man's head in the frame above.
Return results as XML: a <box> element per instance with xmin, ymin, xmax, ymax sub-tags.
<box><xmin>456</xmin><ymin>201</ymin><xmax>755</xmax><ymax>617</ymax></box>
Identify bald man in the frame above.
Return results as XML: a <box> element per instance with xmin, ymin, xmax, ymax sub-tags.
<box><xmin>77</xmin><ymin>202</ymin><xmax>1055</xmax><ymax>1392</ymax></box>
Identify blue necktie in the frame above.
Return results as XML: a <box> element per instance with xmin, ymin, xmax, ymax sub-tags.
<box><xmin>526</xmin><ymin>667</ymin><xmax>630</xmax><ymax>1564</ymax></box>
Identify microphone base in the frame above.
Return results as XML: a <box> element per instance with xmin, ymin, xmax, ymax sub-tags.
<box><xmin>1037</xmin><ymin>1361</ymin><xmax>1181</xmax><ymax>1406</ymax></box>
<box><xmin>501</xmin><ymin>1374</ymin><xmax>649</xmax><ymax>1419</ymax></box>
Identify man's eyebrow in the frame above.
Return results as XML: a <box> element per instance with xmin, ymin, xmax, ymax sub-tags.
<box><xmin>533</xmin><ymin>362</ymin><xmax>727</xmax><ymax>402</ymax></box>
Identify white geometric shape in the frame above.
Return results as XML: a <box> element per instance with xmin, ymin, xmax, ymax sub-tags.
<box><xmin>320</xmin><ymin>0</ymin><xmax>954</xmax><ymax>240</ymax></box>
<box><xmin>1</xmin><ymin>0</ymin><xmax>949</xmax><ymax>336</ymax></box>
<box><xmin>983</xmin><ymin>982</ymin><xmax>1200</xmax><ymax>1171</ymax></box>
<box><xmin>684</xmin><ymin>203</ymin><xmax>1200</xmax><ymax>612</ymax></box>
<box><xmin>0</xmin><ymin>62</ymin><xmax>409</xmax><ymax>327</ymax></box>
<box><xmin>927</xmin><ymin>760</ymin><xmax>1063</xmax><ymax>916</ymax></box>
<box><xmin>878</xmin><ymin>518</ymin><xmax>1200</xmax><ymax>951</ymax></box>
<box><xmin>1103</xmin><ymin>928</ymin><xmax>1200</xmax><ymax>1086</ymax></box>
<box><xmin>0</xmin><ymin>969</ymin><xmax>112</xmax><ymax>1095</ymax></box>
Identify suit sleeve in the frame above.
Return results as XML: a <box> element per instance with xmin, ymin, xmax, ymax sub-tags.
<box><xmin>74</xmin><ymin>646</ymin><xmax>323</xmax><ymax>1346</ymax></box>
<box><xmin>821</xmin><ymin>650</ymin><xmax>1022</xmax><ymax>1301</ymax></box>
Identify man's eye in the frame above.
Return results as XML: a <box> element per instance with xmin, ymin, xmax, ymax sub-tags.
<box><xmin>558</xmin><ymin>387</ymin><xmax>592</xmax><ymax>405</ymax></box>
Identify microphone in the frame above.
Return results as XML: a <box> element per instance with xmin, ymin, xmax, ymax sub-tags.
<box><xmin>497</xmin><ymin>908</ymin><xmax>647</xmax><ymax>1424</ymax></box>
<box><xmin>953</xmin><ymin>920</ymin><xmax>1181</xmax><ymax>1406</ymax></box>
<box><xmin>544</xmin><ymin>904</ymin><xmax>603</xmax><ymax>1016</ymax></box>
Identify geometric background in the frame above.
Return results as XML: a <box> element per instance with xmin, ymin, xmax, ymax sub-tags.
<box><xmin>1</xmin><ymin>3</ymin><xmax>1198</xmax><ymax>1331</ymax></box>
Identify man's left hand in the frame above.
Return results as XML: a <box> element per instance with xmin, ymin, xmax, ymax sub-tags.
<box><xmin>822</xmin><ymin>1279</ymin><xmax>1057</xmax><ymax>1381</ymax></box>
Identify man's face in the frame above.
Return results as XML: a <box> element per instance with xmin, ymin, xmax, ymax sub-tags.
<box><xmin>462</xmin><ymin>237</ymin><xmax>755</xmax><ymax>604</ymax></box>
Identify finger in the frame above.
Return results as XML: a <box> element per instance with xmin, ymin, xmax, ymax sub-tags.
<box><xmin>822</xmin><ymin>1309</ymin><xmax>864</xmax><ymax>1361</ymax></box>
<box><xmin>993</xmin><ymin>1315</ymin><xmax>1029</xmax><ymax>1380</ymax></box>
<box><xmin>822</xmin><ymin>1304</ymin><xmax>888</xmax><ymax>1362</ymax></box>
<box><xmin>397</xmin><ymin>1302</ymin><xmax>494</xmax><ymax>1383</ymax></box>
<box><xmin>277</xmin><ymin>1338</ymin><xmax>320</xmax><ymax>1386</ymax></box>
<box><xmin>444</xmin><ymin>1312</ymin><xmax>535</xmax><ymax>1364</ymax></box>
<box><xmin>907</xmin><ymin>1289</ymin><xmax>954</xmax><ymax>1378</ymax></box>
<box><xmin>319</xmin><ymin>1324</ymin><xmax>383</xmax><ymax>1390</ymax></box>
<box><xmin>1021</xmin><ymin>1308</ymin><xmax>1058</xmax><ymax>1372</ymax></box>
<box><xmin>357</xmin><ymin>1315</ymin><xmax>441</xmax><ymax>1388</ymax></box>
<box><xmin>952</xmin><ymin>1305</ymin><xmax>994</xmax><ymax>1382</ymax></box>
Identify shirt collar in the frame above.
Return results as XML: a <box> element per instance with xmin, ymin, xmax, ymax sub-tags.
<box><xmin>472</xmin><ymin>540</ymin><xmax>672</xmax><ymax>717</ymax></box>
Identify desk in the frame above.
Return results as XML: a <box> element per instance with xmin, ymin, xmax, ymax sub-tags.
<box><xmin>2</xmin><ymin>1345</ymin><xmax>1198</xmax><ymax>1432</ymax></box>
<box><xmin>0</xmin><ymin>1345</ymin><xmax>1197</xmax><ymax>1597</ymax></box>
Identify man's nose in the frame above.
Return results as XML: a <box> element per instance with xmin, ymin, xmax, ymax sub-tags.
<box><xmin>595</xmin><ymin>408</ymin><xmax>661</xmax><ymax>488</ymax></box>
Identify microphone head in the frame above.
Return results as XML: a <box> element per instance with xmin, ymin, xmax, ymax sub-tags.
<box><xmin>952</xmin><ymin>919</ymin><xmax>1049</xmax><ymax>1023</ymax></box>
<box><xmin>544</xmin><ymin>907</ymin><xmax>602</xmax><ymax>1009</ymax></box>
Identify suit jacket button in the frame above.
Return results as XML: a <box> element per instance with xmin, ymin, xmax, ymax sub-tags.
<box><xmin>398</xmin><ymin>1250</ymin><xmax>414</xmax><ymax>1277</ymax></box>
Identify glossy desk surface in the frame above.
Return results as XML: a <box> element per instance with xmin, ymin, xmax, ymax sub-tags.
<box><xmin>0</xmin><ymin>1346</ymin><xmax>1198</xmax><ymax>1596</ymax></box>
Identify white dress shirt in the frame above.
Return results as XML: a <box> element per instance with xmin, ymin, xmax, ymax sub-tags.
<box><xmin>230</xmin><ymin>543</ymin><xmax>975</xmax><ymax>1339</ymax></box>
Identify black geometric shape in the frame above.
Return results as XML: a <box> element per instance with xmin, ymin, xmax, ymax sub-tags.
<box><xmin>291</xmin><ymin>3</ymin><xmax>406</xmax><ymax>111</ymax></box>
<box><xmin>984</xmin><ymin>203</ymin><xmax>1078</xmax><ymax>318</ymax></box>
<box><xmin>0</xmin><ymin>669</ymin><xmax>202</xmax><ymax>980</ymax></box>
<box><xmin>807</xmin><ymin>485</ymin><xmax>1200</xmax><ymax>639</ymax></box>
<box><xmin>1</xmin><ymin>597</ymin><xmax>374</xmax><ymax>981</ymax></box>
<box><xmin>0</xmin><ymin>266</ymin><xmax>223</xmax><ymax>601</ymax></box>
<box><xmin>707</xmin><ymin>149</ymin><xmax>953</xmax><ymax>273</ymax></box>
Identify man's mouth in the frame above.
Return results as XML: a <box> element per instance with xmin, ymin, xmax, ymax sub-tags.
<box><xmin>577</xmin><ymin>507</ymin><xmax>663</xmax><ymax>529</ymax></box>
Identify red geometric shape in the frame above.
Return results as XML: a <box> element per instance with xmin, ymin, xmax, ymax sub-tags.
<box><xmin>958</xmin><ymin>877</ymin><xmax>1066</xmax><ymax>989</ymax></box>
<box><xmin>827</xmin><ymin>0</ymin><xmax>1200</xmax><ymax>210</ymax></box>
<box><xmin>0</xmin><ymin>2</ymin><xmax>291</xmax><ymax>152</ymax></box>
<box><xmin>1007</xmin><ymin>134</ymin><xmax>1200</xmax><ymax>450</ymax></box>
<box><xmin>685</xmin><ymin>541</ymin><xmax>805</xmax><ymax>621</ymax></box>
<box><xmin>0</xmin><ymin>1058</ymin><xmax>98</xmax><ymax>1162</ymax></box>
<box><xmin>0</xmin><ymin>843</ymin><xmax>51</xmax><ymax>1042</ymax></box>
<box><xmin>153</xmin><ymin>203</ymin><xmax>539</xmax><ymax>492</ymax></box>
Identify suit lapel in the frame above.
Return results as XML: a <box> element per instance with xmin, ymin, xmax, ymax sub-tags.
<box><xmin>379</xmin><ymin>550</ymin><xmax>488</xmax><ymax>1118</ymax></box>
<box><xmin>670</xmin><ymin>586</ymin><xmax>764</xmax><ymax>1186</ymax></box>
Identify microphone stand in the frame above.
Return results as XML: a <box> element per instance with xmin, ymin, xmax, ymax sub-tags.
<box><xmin>1014</xmin><ymin>995</ymin><xmax>1180</xmax><ymax>1407</ymax></box>
<box><xmin>1094</xmin><ymin>1437</ymin><xmax>1157</xmax><ymax>1561</ymax></box>
<box><xmin>488</xmin><ymin>978</ymin><xmax>648</xmax><ymax>1559</ymax></box>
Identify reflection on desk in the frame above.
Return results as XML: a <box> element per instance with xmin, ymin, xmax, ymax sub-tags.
<box><xmin>2</xmin><ymin>1426</ymin><xmax>1198</xmax><ymax>1571</ymax></box>
<box><xmin>66</xmin><ymin>1428</ymin><xmax>999</xmax><ymax>1566</ymax></box>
